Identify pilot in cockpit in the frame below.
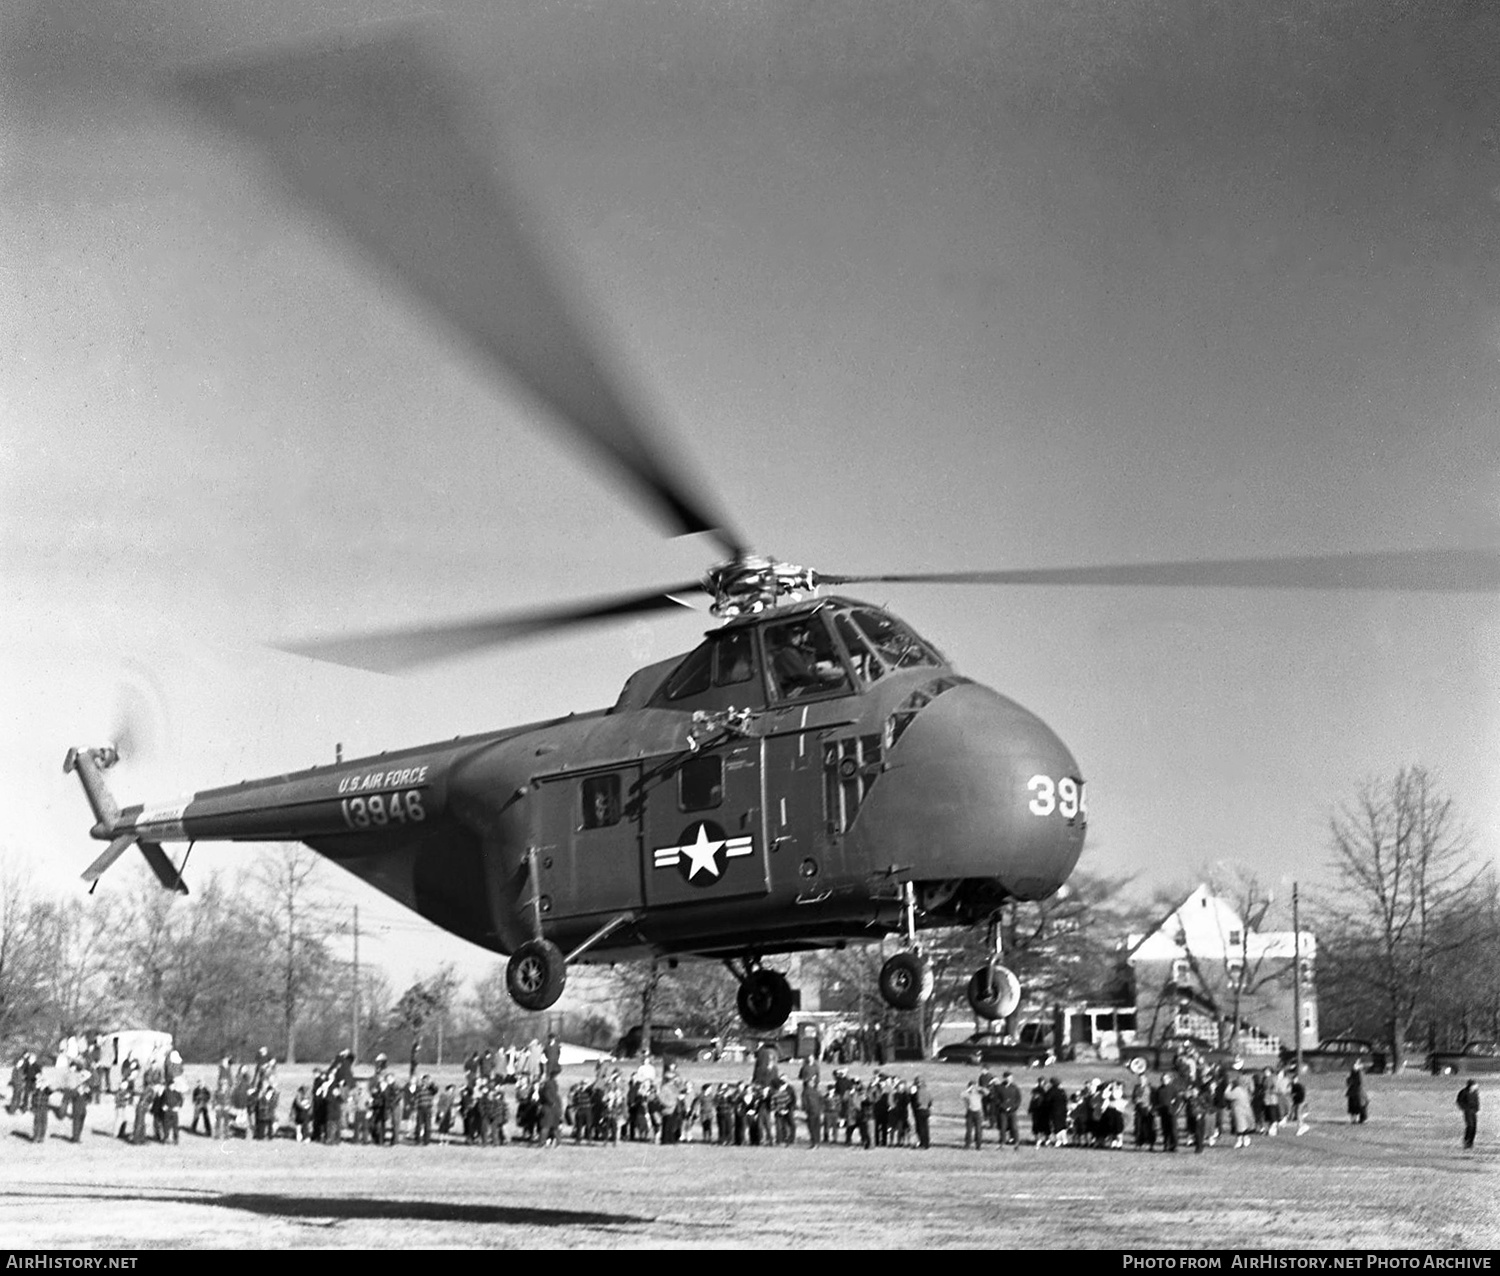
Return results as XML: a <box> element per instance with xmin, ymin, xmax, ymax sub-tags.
<box><xmin>766</xmin><ymin>619</ymin><xmax>849</xmax><ymax>699</ymax></box>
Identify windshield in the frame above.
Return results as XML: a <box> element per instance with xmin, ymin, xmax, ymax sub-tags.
<box><xmin>848</xmin><ymin>608</ymin><xmax>942</xmax><ymax>671</ymax></box>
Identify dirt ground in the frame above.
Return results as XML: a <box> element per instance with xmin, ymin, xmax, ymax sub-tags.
<box><xmin>2</xmin><ymin>1061</ymin><xmax>1494</xmax><ymax>1250</ymax></box>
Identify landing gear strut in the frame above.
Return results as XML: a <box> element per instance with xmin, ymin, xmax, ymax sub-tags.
<box><xmin>878</xmin><ymin>882</ymin><xmax>934</xmax><ymax>1011</ymax></box>
<box><xmin>728</xmin><ymin>958</ymin><xmax>795</xmax><ymax>1031</ymax></box>
<box><xmin>966</xmin><ymin>913</ymin><xmax>1021</xmax><ymax>1021</ymax></box>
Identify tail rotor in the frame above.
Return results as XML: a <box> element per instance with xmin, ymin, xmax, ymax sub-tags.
<box><xmin>63</xmin><ymin>743</ymin><xmax>189</xmax><ymax>896</ymax></box>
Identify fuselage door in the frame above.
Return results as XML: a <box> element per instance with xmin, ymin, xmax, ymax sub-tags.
<box><xmin>531</xmin><ymin>765</ymin><xmax>645</xmax><ymax>922</ymax></box>
<box><xmin>639</xmin><ymin>739</ymin><xmax>769</xmax><ymax>906</ymax></box>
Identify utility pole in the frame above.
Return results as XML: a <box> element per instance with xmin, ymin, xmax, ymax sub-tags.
<box><xmin>352</xmin><ymin>904</ymin><xmax>361</xmax><ymax>1061</ymax></box>
<box><xmin>1292</xmin><ymin>883</ymin><xmax>1303</xmax><ymax>1075</ymax></box>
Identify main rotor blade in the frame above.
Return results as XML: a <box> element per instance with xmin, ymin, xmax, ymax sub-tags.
<box><xmin>279</xmin><ymin>581</ymin><xmax>707</xmax><ymax>673</ymax></box>
<box><xmin>819</xmin><ymin>549</ymin><xmax>1500</xmax><ymax>592</ymax></box>
<box><xmin>173</xmin><ymin>28</ymin><xmax>742</xmax><ymax>557</ymax></box>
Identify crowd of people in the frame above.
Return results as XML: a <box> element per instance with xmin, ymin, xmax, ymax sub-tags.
<box><xmin>998</xmin><ymin>1063</ymin><xmax>1311</xmax><ymax>1153</ymax></box>
<box><xmin>553</xmin><ymin>1054</ymin><xmax>936</xmax><ymax>1149</ymax></box>
<box><xmin>5</xmin><ymin>1037</ymin><xmax>1480</xmax><ymax>1152</ymax></box>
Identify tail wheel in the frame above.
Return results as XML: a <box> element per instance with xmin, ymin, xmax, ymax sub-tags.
<box><xmin>737</xmin><ymin>969</ymin><xmax>794</xmax><ymax>1031</ymax></box>
<box><xmin>878</xmin><ymin>951</ymin><xmax>933</xmax><ymax>1011</ymax></box>
<box><xmin>506</xmin><ymin>938</ymin><xmax>568</xmax><ymax>1011</ymax></box>
<box><xmin>966</xmin><ymin>962</ymin><xmax>1021</xmax><ymax>1020</ymax></box>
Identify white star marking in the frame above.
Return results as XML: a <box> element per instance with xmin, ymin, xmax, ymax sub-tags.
<box><xmin>652</xmin><ymin>829</ymin><xmax>754</xmax><ymax>879</ymax></box>
<box><xmin>680</xmin><ymin>825</ymin><xmax>727</xmax><ymax>880</ymax></box>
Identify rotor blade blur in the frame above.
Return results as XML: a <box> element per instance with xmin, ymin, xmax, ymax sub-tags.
<box><xmin>172</xmin><ymin>28</ymin><xmax>742</xmax><ymax>557</ymax></box>
<box><xmin>278</xmin><ymin>581</ymin><xmax>707</xmax><ymax>673</ymax></box>
<box><xmin>819</xmin><ymin>549</ymin><xmax>1500</xmax><ymax>592</ymax></box>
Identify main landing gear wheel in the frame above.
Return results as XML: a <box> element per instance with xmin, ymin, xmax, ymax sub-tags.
<box><xmin>737</xmin><ymin>968</ymin><xmax>794</xmax><ymax>1031</ymax></box>
<box><xmin>878</xmin><ymin>951</ymin><xmax>933</xmax><ymax>1011</ymax></box>
<box><xmin>878</xmin><ymin>881</ymin><xmax>934</xmax><ymax>1012</ymax></box>
<box><xmin>506</xmin><ymin>938</ymin><xmax>567</xmax><ymax>1011</ymax></box>
<box><xmin>966</xmin><ymin>962</ymin><xmax>1021</xmax><ymax>1021</ymax></box>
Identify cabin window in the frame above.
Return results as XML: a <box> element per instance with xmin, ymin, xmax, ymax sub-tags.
<box><xmin>763</xmin><ymin>616</ymin><xmax>852</xmax><ymax>701</ymax></box>
<box><xmin>714</xmin><ymin>629</ymin><xmax>755</xmax><ymax>686</ymax></box>
<box><xmin>849</xmin><ymin>609</ymin><xmax>940</xmax><ymax>671</ymax></box>
<box><xmin>833</xmin><ymin>612</ymin><xmax>883</xmax><ymax>684</ymax></box>
<box><xmin>662</xmin><ymin>643</ymin><xmax>714</xmax><ymax>700</ymax></box>
<box><xmin>679</xmin><ymin>755</ymin><xmax>723</xmax><ymax>812</ymax></box>
<box><xmin>580</xmin><ymin>775</ymin><xmax>622</xmax><ymax>829</ymax></box>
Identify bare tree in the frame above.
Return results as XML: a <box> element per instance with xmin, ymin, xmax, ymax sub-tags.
<box><xmin>471</xmin><ymin>963</ymin><xmax>550</xmax><ymax>1045</ymax></box>
<box><xmin>0</xmin><ymin>854</ymin><xmax>62</xmax><ymax>1050</ymax></box>
<box><xmin>1317</xmin><ymin>767</ymin><xmax>1488</xmax><ymax>1071</ymax></box>
<box><xmin>391</xmin><ymin>963</ymin><xmax>460</xmax><ymax>1070</ymax></box>
<box><xmin>1004</xmin><ymin>868</ymin><xmax>1148</xmax><ymax>1010</ymax></box>
<box><xmin>811</xmin><ymin>941</ymin><xmax>914</xmax><ymax>1058</ymax></box>
<box><xmin>918</xmin><ymin>868</ymin><xmax>1148</xmax><ymax>1053</ymax></box>
<box><xmin>107</xmin><ymin>865</ymin><xmax>272</xmax><ymax>1057</ymax></box>
<box><xmin>44</xmin><ymin>894</ymin><xmax>125</xmax><ymax>1038</ymax></box>
<box><xmin>253</xmin><ymin>845</ymin><xmax>338</xmax><ymax>1064</ymax></box>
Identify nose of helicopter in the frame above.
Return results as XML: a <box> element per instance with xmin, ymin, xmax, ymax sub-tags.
<box><xmin>858</xmin><ymin>680</ymin><xmax>1086</xmax><ymax>900</ymax></box>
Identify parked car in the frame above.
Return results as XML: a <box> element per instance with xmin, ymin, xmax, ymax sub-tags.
<box><xmin>1426</xmin><ymin>1041</ymin><xmax>1500</xmax><ymax>1076</ymax></box>
<box><xmin>1281</xmin><ymin>1037</ymin><xmax>1387</xmax><ymax>1075</ymax></box>
<box><xmin>613</xmin><ymin>1025</ymin><xmax>726</xmax><ymax>1062</ymax></box>
<box><xmin>1120</xmin><ymin>1035</ymin><xmax>1242</xmax><ymax>1074</ymax></box>
<box><xmin>935</xmin><ymin>1032</ymin><xmax>1055</xmax><ymax>1068</ymax></box>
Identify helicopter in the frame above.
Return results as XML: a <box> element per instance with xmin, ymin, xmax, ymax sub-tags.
<box><xmin>62</xmin><ymin>28</ymin><xmax>1500</xmax><ymax>1034</ymax></box>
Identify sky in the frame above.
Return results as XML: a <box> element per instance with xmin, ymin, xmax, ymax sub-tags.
<box><xmin>3</xmin><ymin>0</ymin><xmax>1498</xmax><ymax>992</ymax></box>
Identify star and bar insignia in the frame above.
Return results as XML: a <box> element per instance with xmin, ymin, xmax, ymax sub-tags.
<box><xmin>653</xmin><ymin>822</ymin><xmax>754</xmax><ymax>885</ymax></box>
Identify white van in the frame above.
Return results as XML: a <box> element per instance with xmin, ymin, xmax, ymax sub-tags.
<box><xmin>98</xmin><ymin>1030</ymin><xmax>173</xmax><ymax>1091</ymax></box>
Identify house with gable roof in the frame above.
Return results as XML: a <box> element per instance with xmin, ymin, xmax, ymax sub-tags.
<box><xmin>1123</xmin><ymin>883</ymin><xmax>1318</xmax><ymax>1056</ymax></box>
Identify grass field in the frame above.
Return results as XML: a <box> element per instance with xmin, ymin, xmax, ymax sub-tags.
<box><xmin>2</xmin><ymin>1060</ymin><xmax>1494</xmax><ymax>1250</ymax></box>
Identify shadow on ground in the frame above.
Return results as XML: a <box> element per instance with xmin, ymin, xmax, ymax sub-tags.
<box><xmin>1</xmin><ymin>1185</ymin><xmax>650</xmax><ymax>1229</ymax></box>
<box><xmin>215</xmin><ymin>1193</ymin><xmax>650</xmax><ymax>1227</ymax></box>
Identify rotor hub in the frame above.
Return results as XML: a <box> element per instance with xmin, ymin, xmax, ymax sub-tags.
<box><xmin>705</xmin><ymin>555</ymin><xmax>820</xmax><ymax>617</ymax></box>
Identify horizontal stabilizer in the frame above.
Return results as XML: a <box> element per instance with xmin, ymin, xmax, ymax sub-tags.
<box><xmin>81</xmin><ymin>834</ymin><xmax>137</xmax><ymax>885</ymax></box>
<box><xmin>138</xmin><ymin>840</ymin><xmax>189</xmax><ymax>895</ymax></box>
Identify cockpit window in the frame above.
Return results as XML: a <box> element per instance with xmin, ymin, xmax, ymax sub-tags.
<box><xmin>662</xmin><ymin>643</ymin><xmax>713</xmax><ymax>700</ymax></box>
<box><xmin>763</xmin><ymin>616</ymin><xmax>852</xmax><ymax>700</ymax></box>
<box><xmin>834</xmin><ymin>611</ymin><xmax>884</xmax><ymax>685</ymax></box>
<box><xmin>849</xmin><ymin>608</ymin><xmax>941</xmax><ymax>670</ymax></box>
<box><xmin>714</xmin><ymin>629</ymin><xmax>755</xmax><ymax>686</ymax></box>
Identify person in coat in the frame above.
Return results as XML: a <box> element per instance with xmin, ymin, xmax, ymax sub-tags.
<box><xmin>1457</xmin><ymin>1080</ymin><xmax>1480</xmax><ymax>1150</ymax></box>
<box><xmin>31</xmin><ymin>1081</ymin><xmax>52</xmax><ymax>1144</ymax></box>
<box><xmin>538</xmin><ymin>1073</ymin><xmax>563</xmax><ymax>1147</ymax></box>
<box><xmin>1345</xmin><ymin>1063</ymin><xmax>1369</xmax><ymax>1125</ymax></box>
<box><xmin>1227</xmin><ymin>1073</ymin><xmax>1256</xmax><ymax>1149</ymax></box>
<box><xmin>994</xmin><ymin>1071</ymin><xmax>1023</xmax><ymax>1148</ymax></box>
